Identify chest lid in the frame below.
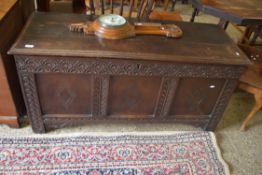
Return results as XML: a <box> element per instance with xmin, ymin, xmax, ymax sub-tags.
<box><xmin>9</xmin><ymin>12</ymin><xmax>250</xmax><ymax>65</ymax></box>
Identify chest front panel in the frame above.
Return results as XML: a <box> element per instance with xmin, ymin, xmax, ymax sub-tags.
<box><xmin>15</xmin><ymin>56</ymin><xmax>243</xmax><ymax>132</ymax></box>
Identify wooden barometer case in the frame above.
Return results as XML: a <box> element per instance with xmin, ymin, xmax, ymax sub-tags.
<box><xmin>69</xmin><ymin>14</ymin><xmax>183</xmax><ymax>39</ymax></box>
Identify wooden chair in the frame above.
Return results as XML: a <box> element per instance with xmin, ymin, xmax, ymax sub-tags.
<box><xmin>86</xmin><ymin>0</ymin><xmax>183</xmax><ymax>21</ymax></box>
<box><xmin>149</xmin><ymin>0</ymin><xmax>183</xmax><ymax>21</ymax></box>
<box><xmin>232</xmin><ymin>23</ymin><xmax>262</xmax><ymax>131</ymax></box>
<box><xmin>238</xmin><ymin>44</ymin><xmax>262</xmax><ymax>131</ymax></box>
<box><xmin>240</xmin><ymin>25</ymin><xmax>262</xmax><ymax>45</ymax></box>
<box><xmin>86</xmin><ymin>0</ymin><xmax>155</xmax><ymax>20</ymax></box>
<box><xmin>162</xmin><ymin>0</ymin><xmax>188</xmax><ymax>11</ymax></box>
<box><xmin>37</xmin><ymin>0</ymin><xmax>87</xmax><ymax>13</ymax></box>
<box><xmin>37</xmin><ymin>0</ymin><xmax>183</xmax><ymax>21</ymax></box>
<box><xmin>170</xmin><ymin>0</ymin><xmax>188</xmax><ymax>11</ymax></box>
<box><xmin>149</xmin><ymin>10</ymin><xmax>182</xmax><ymax>21</ymax></box>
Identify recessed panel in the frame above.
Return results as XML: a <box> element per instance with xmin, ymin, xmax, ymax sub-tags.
<box><xmin>108</xmin><ymin>76</ymin><xmax>161</xmax><ymax>116</ymax></box>
<box><xmin>170</xmin><ymin>78</ymin><xmax>225</xmax><ymax>116</ymax></box>
<box><xmin>36</xmin><ymin>74</ymin><xmax>92</xmax><ymax>115</ymax></box>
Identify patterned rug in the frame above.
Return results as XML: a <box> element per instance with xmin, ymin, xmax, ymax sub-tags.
<box><xmin>0</xmin><ymin>132</ymin><xmax>229</xmax><ymax>175</ymax></box>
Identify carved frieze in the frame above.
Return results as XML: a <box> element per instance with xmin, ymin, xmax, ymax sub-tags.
<box><xmin>15</xmin><ymin>56</ymin><xmax>245</xmax><ymax>78</ymax></box>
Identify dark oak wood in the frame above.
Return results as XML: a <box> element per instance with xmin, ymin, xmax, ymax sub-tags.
<box><xmin>0</xmin><ymin>0</ymin><xmax>27</xmax><ymax>127</ymax></box>
<box><xmin>10</xmin><ymin>13</ymin><xmax>249</xmax><ymax>65</ymax></box>
<box><xmin>190</xmin><ymin>0</ymin><xmax>262</xmax><ymax>26</ymax></box>
<box><xmin>36</xmin><ymin>0</ymin><xmax>50</xmax><ymax>11</ymax></box>
<box><xmin>9</xmin><ymin>12</ymin><xmax>250</xmax><ymax>133</ymax></box>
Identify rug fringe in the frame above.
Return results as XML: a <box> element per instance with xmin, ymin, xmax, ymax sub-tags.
<box><xmin>210</xmin><ymin>133</ymin><xmax>231</xmax><ymax>175</ymax></box>
<box><xmin>0</xmin><ymin>130</ymin><xmax>204</xmax><ymax>137</ymax></box>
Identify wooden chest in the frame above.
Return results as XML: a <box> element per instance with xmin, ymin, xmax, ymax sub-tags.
<box><xmin>9</xmin><ymin>12</ymin><xmax>250</xmax><ymax>133</ymax></box>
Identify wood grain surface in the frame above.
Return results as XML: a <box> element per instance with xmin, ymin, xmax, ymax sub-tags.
<box><xmin>9</xmin><ymin>12</ymin><xmax>250</xmax><ymax>65</ymax></box>
<box><xmin>0</xmin><ymin>0</ymin><xmax>17</xmax><ymax>21</ymax></box>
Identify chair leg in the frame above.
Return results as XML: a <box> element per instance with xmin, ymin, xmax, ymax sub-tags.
<box><xmin>134</xmin><ymin>0</ymin><xmax>138</xmax><ymax>11</ymax></box>
<box><xmin>171</xmin><ymin>0</ymin><xmax>177</xmax><ymax>11</ymax></box>
<box><xmin>36</xmin><ymin>0</ymin><xmax>51</xmax><ymax>11</ymax></box>
<box><xmin>164</xmin><ymin>0</ymin><xmax>170</xmax><ymax>11</ymax></box>
<box><xmin>239</xmin><ymin>26</ymin><xmax>253</xmax><ymax>44</ymax></box>
<box><xmin>249</xmin><ymin>25</ymin><xmax>262</xmax><ymax>45</ymax></box>
<box><xmin>218</xmin><ymin>19</ymin><xmax>229</xmax><ymax>30</ymax></box>
<box><xmin>190</xmin><ymin>8</ymin><xmax>198</xmax><ymax>22</ymax></box>
<box><xmin>240</xmin><ymin>94</ymin><xmax>262</xmax><ymax>131</ymax></box>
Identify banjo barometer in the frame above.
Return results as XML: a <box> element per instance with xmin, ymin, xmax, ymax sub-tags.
<box><xmin>69</xmin><ymin>14</ymin><xmax>183</xmax><ymax>39</ymax></box>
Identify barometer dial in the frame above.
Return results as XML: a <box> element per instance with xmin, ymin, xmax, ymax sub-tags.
<box><xmin>97</xmin><ymin>14</ymin><xmax>127</xmax><ymax>28</ymax></box>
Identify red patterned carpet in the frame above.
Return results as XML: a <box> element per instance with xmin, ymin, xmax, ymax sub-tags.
<box><xmin>0</xmin><ymin>132</ymin><xmax>229</xmax><ymax>174</ymax></box>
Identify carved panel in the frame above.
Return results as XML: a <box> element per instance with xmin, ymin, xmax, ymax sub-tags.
<box><xmin>108</xmin><ymin>76</ymin><xmax>161</xmax><ymax>116</ymax></box>
<box><xmin>15</xmin><ymin>56</ymin><xmax>245</xmax><ymax>78</ymax></box>
<box><xmin>36</xmin><ymin>74</ymin><xmax>92</xmax><ymax>115</ymax></box>
<box><xmin>170</xmin><ymin>78</ymin><xmax>225</xmax><ymax>116</ymax></box>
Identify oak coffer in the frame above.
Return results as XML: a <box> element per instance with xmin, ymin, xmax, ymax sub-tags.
<box><xmin>9</xmin><ymin>12</ymin><xmax>250</xmax><ymax>133</ymax></box>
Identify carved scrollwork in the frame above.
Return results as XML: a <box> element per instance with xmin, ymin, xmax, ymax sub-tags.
<box><xmin>205</xmin><ymin>79</ymin><xmax>239</xmax><ymax>130</ymax></box>
<box><xmin>92</xmin><ymin>76</ymin><xmax>109</xmax><ymax>117</ymax></box>
<box><xmin>19</xmin><ymin>73</ymin><xmax>45</xmax><ymax>133</ymax></box>
<box><xmin>155</xmin><ymin>78</ymin><xmax>178</xmax><ymax>117</ymax></box>
<box><xmin>100</xmin><ymin>77</ymin><xmax>109</xmax><ymax>116</ymax></box>
<box><xmin>15</xmin><ymin>56</ymin><xmax>245</xmax><ymax>78</ymax></box>
<box><xmin>92</xmin><ymin>76</ymin><xmax>101</xmax><ymax>116</ymax></box>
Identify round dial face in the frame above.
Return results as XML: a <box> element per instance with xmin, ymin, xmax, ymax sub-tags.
<box><xmin>97</xmin><ymin>14</ymin><xmax>127</xmax><ymax>28</ymax></box>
